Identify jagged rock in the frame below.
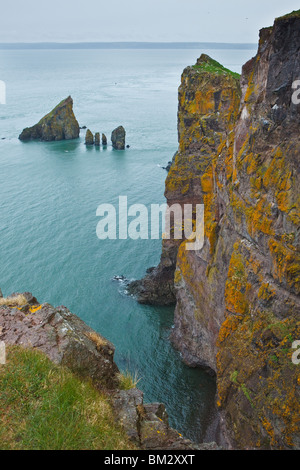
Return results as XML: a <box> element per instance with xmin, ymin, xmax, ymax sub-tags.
<box><xmin>111</xmin><ymin>126</ymin><xmax>126</xmax><ymax>150</ymax></box>
<box><xmin>85</xmin><ymin>129</ymin><xmax>94</xmax><ymax>146</ymax></box>
<box><xmin>128</xmin><ymin>265</ymin><xmax>176</xmax><ymax>306</ymax></box>
<box><xmin>0</xmin><ymin>288</ymin><xmax>2</xmax><ymax>298</ymax></box>
<box><xmin>111</xmin><ymin>389</ymin><xmax>143</xmax><ymax>443</ymax></box>
<box><xmin>95</xmin><ymin>132</ymin><xmax>100</xmax><ymax>146</ymax></box>
<box><xmin>111</xmin><ymin>389</ymin><xmax>220</xmax><ymax>450</ymax></box>
<box><xmin>162</xmin><ymin>161</ymin><xmax>172</xmax><ymax>171</ymax></box>
<box><xmin>19</xmin><ymin>96</ymin><xmax>80</xmax><ymax>142</ymax></box>
<box><xmin>0</xmin><ymin>295</ymin><xmax>119</xmax><ymax>389</ymax></box>
<box><xmin>102</xmin><ymin>133</ymin><xmax>107</xmax><ymax>146</ymax></box>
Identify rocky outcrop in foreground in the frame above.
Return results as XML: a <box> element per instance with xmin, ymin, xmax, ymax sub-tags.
<box><xmin>19</xmin><ymin>96</ymin><xmax>80</xmax><ymax>142</ymax></box>
<box><xmin>111</xmin><ymin>126</ymin><xmax>126</xmax><ymax>150</ymax></box>
<box><xmin>133</xmin><ymin>11</ymin><xmax>300</xmax><ymax>449</ymax></box>
<box><xmin>0</xmin><ymin>291</ymin><xmax>218</xmax><ymax>450</ymax></box>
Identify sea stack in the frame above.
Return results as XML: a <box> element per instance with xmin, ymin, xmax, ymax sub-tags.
<box><xmin>85</xmin><ymin>129</ymin><xmax>94</xmax><ymax>146</ymax></box>
<box><xmin>19</xmin><ymin>96</ymin><xmax>80</xmax><ymax>142</ymax></box>
<box><xmin>111</xmin><ymin>126</ymin><xmax>126</xmax><ymax>150</ymax></box>
<box><xmin>102</xmin><ymin>133</ymin><xmax>107</xmax><ymax>146</ymax></box>
<box><xmin>95</xmin><ymin>132</ymin><xmax>100</xmax><ymax>146</ymax></box>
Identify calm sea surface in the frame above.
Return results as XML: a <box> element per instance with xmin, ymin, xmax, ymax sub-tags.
<box><xmin>0</xmin><ymin>47</ymin><xmax>256</xmax><ymax>442</ymax></box>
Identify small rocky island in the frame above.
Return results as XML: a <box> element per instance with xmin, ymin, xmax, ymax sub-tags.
<box><xmin>111</xmin><ymin>125</ymin><xmax>126</xmax><ymax>150</ymax></box>
<box><xmin>19</xmin><ymin>98</ymin><xmax>127</xmax><ymax>150</ymax></box>
<box><xmin>19</xmin><ymin>96</ymin><xmax>80</xmax><ymax>142</ymax></box>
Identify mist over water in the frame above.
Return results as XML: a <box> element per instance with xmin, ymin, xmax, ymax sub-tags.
<box><xmin>0</xmin><ymin>47</ymin><xmax>256</xmax><ymax>442</ymax></box>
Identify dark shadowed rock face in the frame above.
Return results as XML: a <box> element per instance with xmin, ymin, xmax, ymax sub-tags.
<box><xmin>111</xmin><ymin>126</ymin><xmax>126</xmax><ymax>150</ymax></box>
<box><xmin>128</xmin><ymin>260</ymin><xmax>176</xmax><ymax>306</ymax></box>
<box><xmin>102</xmin><ymin>133</ymin><xmax>107</xmax><ymax>146</ymax></box>
<box><xmin>19</xmin><ymin>96</ymin><xmax>80</xmax><ymax>142</ymax></box>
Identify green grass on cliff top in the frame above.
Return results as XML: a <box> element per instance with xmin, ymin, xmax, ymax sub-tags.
<box><xmin>0</xmin><ymin>346</ymin><xmax>134</xmax><ymax>450</ymax></box>
<box><xmin>276</xmin><ymin>9</ymin><xmax>300</xmax><ymax>20</ymax></box>
<box><xmin>192</xmin><ymin>54</ymin><xmax>240</xmax><ymax>80</ymax></box>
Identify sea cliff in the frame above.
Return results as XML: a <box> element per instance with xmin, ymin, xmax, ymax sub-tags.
<box><xmin>135</xmin><ymin>11</ymin><xmax>300</xmax><ymax>449</ymax></box>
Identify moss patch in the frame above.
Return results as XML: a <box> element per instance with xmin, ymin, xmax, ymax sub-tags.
<box><xmin>192</xmin><ymin>54</ymin><xmax>241</xmax><ymax>80</ymax></box>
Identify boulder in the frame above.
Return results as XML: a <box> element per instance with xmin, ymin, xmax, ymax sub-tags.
<box><xmin>111</xmin><ymin>126</ymin><xmax>126</xmax><ymax>150</ymax></box>
<box><xmin>19</xmin><ymin>96</ymin><xmax>80</xmax><ymax>142</ymax></box>
<box><xmin>85</xmin><ymin>129</ymin><xmax>94</xmax><ymax>146</ymax></box>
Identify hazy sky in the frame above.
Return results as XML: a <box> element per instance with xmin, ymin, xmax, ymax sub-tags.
<box><xmin>1</xmin><ymin>0</ymin><xmax>300</xmax><ymax>43</ymax></box>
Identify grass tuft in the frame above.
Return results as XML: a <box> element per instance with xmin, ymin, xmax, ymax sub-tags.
<box><xmin>0</xmin><ymin>295</ymin><xmax>28</xmax><ymax>307</ymax></box>
<box><xmin>117</xmin><ymin>370</ymin><xmax>141</xmax><ymax>390</ymax></box>
<box><xmin>85</xmin><ymin>331</ymin><xmax>108</xmax><ymax>350</ymax></box>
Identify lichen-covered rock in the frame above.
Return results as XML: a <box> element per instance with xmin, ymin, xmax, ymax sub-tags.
<box><xmin>133</xmin><ymin>11</ymin><xmax>300</xmax><ymax>450</ymax></box>
<box><xmin>102</xmin><ymin>133</ymin><xmax>107</xmax><ymax>146</ymax></box>
<box><xmin>19</xmin><ymin>96</ymin><xmax>80</xmax><ymax>142</ymax></box>
<box><xmin>95</xmin><ymin>132</ymin><xmax>100</xmax><ymax>146</ymax></box>
<box><xmin>85</xmin><ymin>129</ymin><xmax>94</xmax><ymax>146</ymax></box>
<box><xmin>111</xmin><ymin>126</ymin><xmax>126</xmax><ymax>150</ymax></box>
<box><xmin>216</xmin><ymin>12</ymin><xmax>300</xmax><ymax>449</ymax></box>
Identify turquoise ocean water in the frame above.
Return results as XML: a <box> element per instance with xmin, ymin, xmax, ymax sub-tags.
<box><xmin>0</xmin><ymin>47</ymin><xmax>256</xmax><ymax>442</ymax></box>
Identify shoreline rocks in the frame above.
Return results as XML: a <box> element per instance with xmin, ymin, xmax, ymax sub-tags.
<box><xmin>19</xmin><ymin>96</ymin><xmax>80</xmax><ymax>142</ymax></box>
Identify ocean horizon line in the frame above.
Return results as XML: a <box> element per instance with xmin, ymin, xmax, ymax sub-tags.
<box><xmin>0</xmin><ymin>41</ymin><xmax>257</xmax><ymax>50</ymax></box>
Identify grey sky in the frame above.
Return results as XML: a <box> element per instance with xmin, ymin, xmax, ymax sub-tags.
<box><xmin>1</xmin><ymin>0</ymin><xmax>300</xmax><ymax>43</ymax></box>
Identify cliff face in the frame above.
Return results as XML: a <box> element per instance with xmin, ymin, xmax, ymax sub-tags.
<box><xmin>141</xmin><ymin>12</ymin><xmax>300</xmax><ymax>449</ymax></box>
<box><xmin>19</xmin><ymin>96</ymin><xmax>80</xmax><ymax>141</ymax></box>
<box><xmin>169</xmin><ymin>55</ymin><xmax>241</xmax><ymax>370</ymax></box>
<box><xmin>216</xmin><ymin>14</ymin><xmax>300</xmax><ymax>449</ymax></box>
